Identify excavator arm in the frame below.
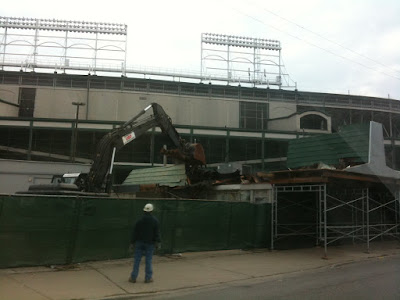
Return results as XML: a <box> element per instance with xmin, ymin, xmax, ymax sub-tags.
<box><xmin>86</xmin><ymin>103</ymin><xmax>206</xmax><ymax>192</ymax></box>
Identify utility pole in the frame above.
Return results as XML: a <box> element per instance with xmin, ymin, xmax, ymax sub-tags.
<box><xmin>71</xmin><ymin>101</ymin><xmax>85</xmax><ymax>162</ymax></box>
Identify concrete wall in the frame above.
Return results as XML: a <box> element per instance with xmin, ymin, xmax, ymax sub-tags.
<box><xmin>0</xmin><ymin>85</ymin><xmax>20</xmax><ymax>116</ymax></box>
<box><xmin>0</xmin><ymin>101</ymin><xmax>18</xmax><ymax>116</ymax></box>
<box><xmin>0</xmin><ymin>85</ymin><xmax>19</xmax><ymax>104</ymax></box>
<box><xmin>87</xmin><ymin>90</ymin><xmax>240</xmax><ymax>128</ymax></box>
<box><xmin>268</xmin><ymin>115</ymin><xmax>297</xmax><ymax>132</ymax></box>
<box><xmin>0</xmin><ymin>159</ymin><xmax>90</xmax><ymax>194</ymax></box>
<box><xmin>268</xmin><ymin>102</ymin><xmax>296</xmax><ymax>119</ymax></box>
<box><xmin>9</xmin><ymin>86</ymin><xmax>242</xmax><ymax>128</ymax></box>
<box><xmin>35</xmin><ymin>88</ymin><xmax>87</xmax><ymax>119</ymax></box>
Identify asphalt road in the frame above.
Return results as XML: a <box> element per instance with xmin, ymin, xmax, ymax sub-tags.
<box><xmin>143</xmin><ymin>255</ymin><xmax>400</xmax><ymax>300</ymax></box>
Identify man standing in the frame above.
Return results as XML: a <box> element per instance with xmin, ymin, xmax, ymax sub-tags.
<box><xmin>129</xmin><ymin>203</ymin><xmax>161</xmax><ymax>283</ymax></box>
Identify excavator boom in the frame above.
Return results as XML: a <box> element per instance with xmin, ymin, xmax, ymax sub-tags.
<box><xmin>86</xmin><ymin>103</ymin><xmax>206</xmax><ymax>192</ymax></box>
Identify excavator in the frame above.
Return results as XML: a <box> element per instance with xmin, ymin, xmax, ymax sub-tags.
<box><xmin>23</xmin><ymin>103</ymin><xmax>207</xmax><ymax>195</ymax></box>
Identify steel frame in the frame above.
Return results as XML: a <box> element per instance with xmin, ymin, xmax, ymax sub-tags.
<box><xmin>271</xmin><ymin>183</ymin><xmax>400</xmax><ymax>257</ymax></box>
<box><xmin>271</xmin><ymin>185</ymin><xmax>324</xmax><ymax>251</ymax></box>
<box><xmin>201</xmin><ymin>33</ymin><xmax>289</xmax><ymax>87</ymax></box>
<box><xmin>0</xmin><ymin>16</ymin><xmax>127</xmax><ymax>75</ymax></box>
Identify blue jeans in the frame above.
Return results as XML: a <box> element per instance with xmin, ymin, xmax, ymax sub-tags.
<box><xmin>130</xmin><ymin>241</ymin><xmax>154</xmax><ymax>281</ymax></box>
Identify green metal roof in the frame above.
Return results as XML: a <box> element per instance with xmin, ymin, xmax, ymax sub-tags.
<box><xmin>287</xmin><ymin>123</ymin><xmax>370</xmax><ymax>169</ymax></box>
<box><xmin>122</xmin><ymin>164</ymin><xmax>187</xmax><ymax>187</ymax></box>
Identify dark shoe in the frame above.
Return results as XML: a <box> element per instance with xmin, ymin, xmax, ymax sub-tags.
<box><xmin>128</xmin><ymin>277</ymin><xmax>136</xmax><ymax>283</ymax></box>
<box><xmin>145</xmin><ymin>278</ymin><xmax>153</xmax><ymax>283</ymax></box>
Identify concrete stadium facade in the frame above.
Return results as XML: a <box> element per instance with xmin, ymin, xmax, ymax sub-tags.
<box><xmin>1</xmin><ymin>70</ymin><xmax>400</xmax><ymax>192</ymax></box>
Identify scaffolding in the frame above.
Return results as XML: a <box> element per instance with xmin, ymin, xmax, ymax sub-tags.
<box><xmin>271</xmin><ymin>180</ymin><xmax>400</xmax><ymax>257</ymax></box>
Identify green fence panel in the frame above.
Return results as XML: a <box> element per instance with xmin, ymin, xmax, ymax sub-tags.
<box><xmin>0</xmin><ymin>195</ymin><xmax>272</xmax><ymax>268</ymax></box>
<box><xmin>71</xmin><ymin>197</ymin><xmax>133</xmax><ymax>263</ymax></box>
<box><xmin>171</xmin><ymin>201</ymin><xmax>232</xmax><ymax>253</ymax></box>
<box><xmin>228</xmin><ymin>202</ymin><xmax>255</xmax><ymax>249</ymax></box>
<box><xmin>253</xmin><ymin>204</ymin><xmax>270</xmax><ymax>248</ymax></box>
<box><xmin>228</xmin><ymin>203</ymin><xmax>270</xmax><ymax>249</ymax></box>
<box><xmin>0</xmin><ymin>195</ymin><xmax>76</xmax><ymax>268</ymax></box>
<box><xmin>156</xmin><ymin>200</ymin><xmax>180</xmax><ymax>254</ymax></box>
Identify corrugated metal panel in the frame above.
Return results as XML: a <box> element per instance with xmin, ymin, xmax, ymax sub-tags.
<box><xmin>287</xmin><ymin>123</ymin><xmax>370</xmax><ymax>169</ymax></box>
<box><xmin>122</xmin><ymin>164</ymin><xmax>187</xmax><ymax>187</ymax></box>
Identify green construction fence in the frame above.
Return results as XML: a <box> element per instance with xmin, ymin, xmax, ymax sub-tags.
<box><xmin>0</xmin><ymin>195</ymin><xmax>271</xmax><ymax>268</ymax></box>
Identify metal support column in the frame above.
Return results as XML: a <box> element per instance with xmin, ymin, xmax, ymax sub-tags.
<box><xmin>396</xmin><ymin>190</ymin><xmax>399</xmax><ymax>235</ymax></box>
<box><xmin>271</xmin><ymin>185</ymin><xmax>277</xmax><ymax>250</ymax></box>
<box><xmin>63</xmin><ymin>30</ymin><xmax>68</xmax><ymax>73</ymax></box>
<box><xmin>150</xmin><ymin>127</ymin><xmax>155</xmax><ymax>166</ymax></box>
<box><xmin>366</xmin><ymin>188</ymin><xmax>370</xmax><ymax>253</ymax></box>
<box><xmin>28</xmin><ymin>120</ymin><xmax>33</xmax><ymax>160</ymax></box>
<box><xmin>225</xmin><ymin>130</ymin><xmax>230</xmax><ymax>163</ymax></box>
<box><xmin>323</xmin><ymin>183</ymin><xmax>328</xmax><ymax>258</ymax></box>
<box><xmin>94</xmin><ymin>31</ymin><xmax>98</xmax><ymax>75</ymax></box>
<box><xmin>1</xmin><ymin>27</ymin><xmax>7</xmax><ymax>69</ymax></box>
<box><xmin>33</xmin><ymin>20</ymin><xmax>39</xmax><ymax>70</ymax></box>
<box><xmin>261</xmin><ymin>132</ymin><xmax>265</xmax><ymax>170</ymax></box>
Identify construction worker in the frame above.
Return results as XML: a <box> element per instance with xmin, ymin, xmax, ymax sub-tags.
<box><xmin>129</xmin><ymin>203</ymin><xmax>161</xmax><ymax>283</ymax></box>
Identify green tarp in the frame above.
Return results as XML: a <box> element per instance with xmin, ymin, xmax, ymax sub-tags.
<box><xmin>0</xmin><ymin>195</ymin><xmax>270</xmax><ymax>268</ymax></box>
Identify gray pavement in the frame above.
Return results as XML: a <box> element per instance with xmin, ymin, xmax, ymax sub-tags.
<box><xmin>1</xmin><ymin>241</ymin><xmax>400</xmax><ymax>300</ymax></box>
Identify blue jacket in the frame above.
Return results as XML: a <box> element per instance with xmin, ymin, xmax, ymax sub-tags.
<box><xmin>131</xmin><ymin>212</ymin><xmax>161</xmax><ymax>244</ymax></box>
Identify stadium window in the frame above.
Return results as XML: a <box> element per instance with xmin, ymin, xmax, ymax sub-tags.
<box><xmin>300</xmin><ymin>114</ymin><xmax>327</xmax><ymax>130</ymax></box>
<box><xmin>240</xmin><ymin>102</ymin><xmax>268</xmax><ymax>130</ymax></box>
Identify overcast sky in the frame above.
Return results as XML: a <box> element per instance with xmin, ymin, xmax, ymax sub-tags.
<box><xmin>2</xmin><ymin>0</ymin><xmax>400</xmax><ymax>99</ymax></box>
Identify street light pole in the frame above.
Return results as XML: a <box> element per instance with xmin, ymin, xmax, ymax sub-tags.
<box><xmin>71</xmin><ymin>101</ymin><xmax>86</xmax><ymax>162</ymax></box>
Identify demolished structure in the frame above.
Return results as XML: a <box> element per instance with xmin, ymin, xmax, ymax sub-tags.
<box><xmin>118</xmin><ymin>121</ymin><xmax>400</xmax><ymax>257</ymax></box>
<box><xmin>265</xmin><ymin>121</ymin><xmax>400</xmax><ymax>257</ymax></box>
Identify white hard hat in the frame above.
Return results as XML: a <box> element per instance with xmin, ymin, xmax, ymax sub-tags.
<box><xmin>143</xmin><ymin>203</ymin><xmax>154</xmax><ymax>212</ymax></box>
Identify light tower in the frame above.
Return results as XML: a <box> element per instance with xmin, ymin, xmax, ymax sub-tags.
<box><xmin>201</xmin><ymin>33</ymin><xmax>284</xmax><ymax>87</ymax></box>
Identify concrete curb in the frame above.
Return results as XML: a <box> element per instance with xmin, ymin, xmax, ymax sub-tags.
<box><xmin>2</xmin><ymin>242</ymin><xmax>400</xmax><ymax>300</ymax></box>
<box><xmin>90</xmin><ymin>245</ymin><xmax>400</xmax><ymax>300</ymax></box>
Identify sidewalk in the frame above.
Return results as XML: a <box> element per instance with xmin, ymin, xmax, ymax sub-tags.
<box><xmin>1</xmin><ymin>241</ymin><xmax>400</xmax><ymax>300</ymax></box>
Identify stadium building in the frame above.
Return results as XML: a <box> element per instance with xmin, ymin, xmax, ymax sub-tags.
<box><xmin>1</xmin><ymin>17</ymin><xmax>400</xmax><ymax>192</ymax></box>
